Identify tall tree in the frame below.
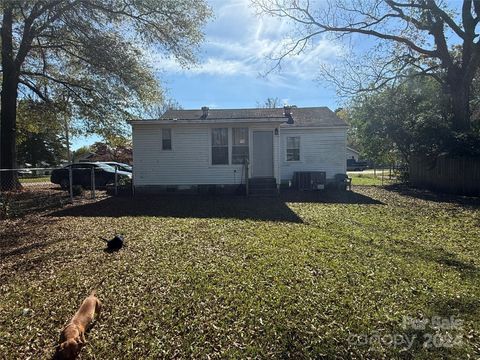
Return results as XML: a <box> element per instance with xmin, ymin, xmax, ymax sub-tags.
<box><xmin>148</xmin><ymin>98</ymin><xmax>183</xmax><ymax>118</ymax></box>
<box><xmin>16</xmin><ymin>99</ymin><xmax>67</xmax><ymax>166</ymax></box>
<box><xmin>349</xmin><ymin>76</ymin><xmax>452</xmax><ymax>164</ymax></box>
<box><xmin>17</xmin><ymin>132</ymin><xmax>66</xmax><ymax>167</ymax></box>
<box><xmin>89</xmin><ymin>141</ymin><xmax>133</xmax><ymax>163</ymax></box>
<box><xmin>254</xmin><ymin>0</ymin><xmax>480</xmax><ymax>132</ymax></box>
<box><xmin>72</xmin><ymin>145</ymin><xmax>91</xmax><ymax>162</ymax></box>
<box><xmin>0</xmin><ymin>0</ymin><xmax>211</xmax><ymax>190</ymax></box>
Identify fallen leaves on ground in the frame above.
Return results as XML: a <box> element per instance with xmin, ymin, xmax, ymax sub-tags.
<box><xmin>0</xmin><ymin>186</ymin><xmax>479</xmax><ymax>359</ymax></box>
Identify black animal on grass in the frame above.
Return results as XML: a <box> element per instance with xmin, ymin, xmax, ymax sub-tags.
<box><xmin>100</xmin><ymin>235</ymin><xmax>125</xmax><ymax>252</ymax></box>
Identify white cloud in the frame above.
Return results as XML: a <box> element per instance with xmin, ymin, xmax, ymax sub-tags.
<box><xmin>155</xmin><ymin>56</ymin><xmax>254</xmax><ymax>76</ymax></box>
<box><xmin>150</xmin><ymin>0</ymin><xmax>344</xmax><ymax>84</ymax></box>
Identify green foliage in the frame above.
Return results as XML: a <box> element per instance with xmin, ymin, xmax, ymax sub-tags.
<box><xmin>336</xmin><ymin>108</ymin><xmax>361</xmax><ymax>150</ymax></box>
<box><xmin>16</xmin><ymin>100</ymin><xmax>67</xmax><ymax>166</ymax></box>
<box><xmin>78</xmin><ymin>140</ymin><xmax>132</xmax><ymax>163</ymax></box>
<box><xmin>6</xmin><ymin>1</ymin><xmax>212</xmax><ymax>138</ymax></box>
<box><xmin>348</xmin><ymin>76</ymin><xmax>452</xmax><ymax>164</ymax></box>
<box><xmin>147</xmin><ymin>98</ymin><xmax>183</xmax><ymax>118</ymax></box>
<box><xmin>442</xmin><ymin>132</ymin><xmax>480</xmax><ymax>157</ymax></box>
<box><xmin>17</xmin><ymin>133</ymin><xmax>65</xmax><ymax>167</ymax></box>
<box><xmin>0</xmin><ymin>197</ymin><xmax>10</xmax><ymax>219</ymax></box>
<box><xmin>71</xmin><ymin>185</ymin><xmax>84</xmax><ymax>197</ymax></box>
<box><xmin>72</xmin><ymin>146</ymin><xmax>92</xmax><ymax>162</ymax></box>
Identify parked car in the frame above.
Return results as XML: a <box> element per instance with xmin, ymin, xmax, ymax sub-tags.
<box><xmin>347</xmin><ymin>158</ymin><xmax>369</xmax><ymax>171</ymax></box>
<box><xmin>17</xmin><ymin>169</ymin><xmax>33</xmax><ymax>177</ymax></box>
<box><xmin>102</xmin><ymin>162</ymin><xmax>132</xmax><ymax>173</ymax></box>
<box><xmin>51</xmin><ymin>162</ymin><xmax>131</xmax><ymax>190</ymax></box>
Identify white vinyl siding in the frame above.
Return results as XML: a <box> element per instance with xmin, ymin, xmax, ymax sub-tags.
<box><xmin>132</xmin><ymin>123</ymin><xmax>280</xmax><ymax>186</ymax></box>
<box><xmin>132</xmin><ymin>122</ymin><xmax>346</xmax><ymax>187</ymax></box>
<box><xmin>280</xmin><ymin>128</ymin><xmax>347</xmax><ymax>181</ymax></box>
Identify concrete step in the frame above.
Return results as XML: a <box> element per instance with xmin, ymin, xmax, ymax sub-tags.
<box><xmin>248</xmin><ymin>177</ymin><xmax>276</xmax><ymax>185</ymax></box>
<box><xmin>248</xmin><ymin>177</ymin><xmax>277</xmax><ymax>196</ymax></box>
<box><xmin>248</xmin><ymin>188</ymin><xmax>278</xmax><ymax>196</ymax></box>
<box><xmin>248</xmin><ymin>182</ymin><xmax>277</xmax><ymax>190</ymax></box>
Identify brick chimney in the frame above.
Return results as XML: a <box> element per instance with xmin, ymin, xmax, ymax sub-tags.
<box><xmin>201</xmin><ymin>106</ymin><xmax>209</xmax><ymax>118</ymax></box>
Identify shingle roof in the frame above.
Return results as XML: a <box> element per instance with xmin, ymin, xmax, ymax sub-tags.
<box><xmin>156</xmin><ymin>107</ymin><xmax>347</xmax><ymax>128</ymax></box>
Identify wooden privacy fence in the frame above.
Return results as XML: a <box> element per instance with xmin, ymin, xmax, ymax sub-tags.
<box><xmin>410</xmin><ymin>155</ymin><xmax>480</xmax><ymax>196</ymax></box>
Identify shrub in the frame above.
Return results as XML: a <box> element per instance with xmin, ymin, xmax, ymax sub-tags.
<box><xmin>0</xmin><ymin>199</ymin><xmax>9</xmax><ymax>219</ymax></box>
<box><xmin>71</xmin><ymin>185</ymin><xmax>83</xmax><ymax>197</ymax></box>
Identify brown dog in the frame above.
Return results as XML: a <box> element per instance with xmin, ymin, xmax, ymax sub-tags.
<box><xmin>54</xmin><ymin>291</ymin><xmax>101</xmax><ymax>360</ymax></box>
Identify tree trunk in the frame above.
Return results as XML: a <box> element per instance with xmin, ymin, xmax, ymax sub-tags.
<box><xmin>447</xmin><ymin>71</ymin><xmax>471</xmax><ymax>132</ymax></box>
<box><xmin>0</xmin><ymin>5</ymin><xmax>21</xmax><ymax>191</ymax></box>
<box><xmin>64</xmin><ymin>115</ymin><xmax>71</xmax><ymax>163</ymax></box>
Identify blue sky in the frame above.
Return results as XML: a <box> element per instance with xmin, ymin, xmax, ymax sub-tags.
<box><xmin>72</xmin><ymin>0</ymin><xmax>343</xmax><ymax>149</ymax></box>
<box><xmin>71</xmin><ymin>0</ymin><xmax>465</xmax><ymax>149</ymax></box>
<box><xmin>156</xmin><ymin>0</ymin><xmax>342</xmax><ymax>110</ymax></box>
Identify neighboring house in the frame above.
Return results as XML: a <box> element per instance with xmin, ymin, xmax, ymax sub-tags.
<box><xmin>129</xmin><ymin>106</ymin><xmax>348</xmax><ymax>193</ymax></box>
<box><xmin>75</xmin><ymin>144</ymin><xmax>133</xmax><ymax>164</ymax></box>
<box><xmin>346</xmin><ymin>147</ymin><xmax>360</xmax><ymax>161</ymax></box>
<box><xmin>75</xmin><ymin>151</ymin><xmax>96</xmax><ymax>163</ymax></box>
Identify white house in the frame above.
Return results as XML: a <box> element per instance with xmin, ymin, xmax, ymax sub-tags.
<box><xmin>129</xmin><ymin>106</ymin><xmax>348</xmax><ymax>194</ymax></box>
<box><xmin>347</xmin><ymin>147</ymin><xmax>360</xmax><ymax>161</ymax></box>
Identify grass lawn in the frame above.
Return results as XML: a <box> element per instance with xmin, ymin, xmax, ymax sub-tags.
<box><xmin>1</xmin><ymin>186</ymin><xmax>479</xmax><ymax>359</ymax></box>
<box><xmin>348</xmin><ymin>171</ymin><xmax>396</xmax><ymax>186</ymax></box>
<box><xmin>19</xmin><ymin>176</ymin><xmax>51</xmax><ymax>184</ymax></box>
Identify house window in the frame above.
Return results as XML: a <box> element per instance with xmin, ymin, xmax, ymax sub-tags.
<box><xmin>162</xmin><ymin>129</ymin><xmax>172</xmax><ymax>150</ymax></box>
<box><xmin>286</xmin><ymin>136</ymin><xmax>300</xmax><ymax>161</ymax></box>
<box><xmin>232</xmin><ymin>128</ymin><xmax>249</xmax><ymax>164</ymax></box>
<box><xmin>212</xmin><ymin>128</ymin><xmax>228</xmax><ymax>165</ymax></box>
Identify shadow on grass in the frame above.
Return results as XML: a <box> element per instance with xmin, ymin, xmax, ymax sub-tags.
<box><xmin>0</xmin><ymin>248</ymin><xmax>69</xmax><ymax>284</ymax></box>
<box><xmin>355</xmin><ymin>236</ymin><xmax>479</xmax><ymax>356</ymax></box>
<box><xmin>280</xmin><ymin>189</ymin><xmax>384</xmax><ymax>204</ymax></box>
<box><xmin>49</xmin><ymin>195</ymin><xmax>304</xmax><ymax>223</ymax></box>
<box><xmin>0</xmin><ymin>188</ymin><xmax>69</xmax><ymax>219</ymax></box>
<box><xmin>0</xmin><ymin>217</ymin><xmax>61</xmax><ymax>258</ymax></box>
<box><xmin>1</xmin><ymin>240</ymin><xmax>59</xmax><ymax>258</ymax></box>
<box><xmin>431</xmin><ymin>295</ymin><xmax>480</xmax><ymax>317</ymax></box>
<box><xmin>404</xmin><ymin>247</ymin><xmax>480</xmax><ymax>280</ymax></box>
<box><xmin>49</xmin><ymin>190</ymin><xmax>382</xmax><ymax>222</ymax></box>
<box><xmin>384</xmin><ymin>184</ymin><xmax>480</xmax><ymax>208</ymax></box>
<box><xmin>362</xmin><ymin>236</ymin><xmax>480</xmax><ymax>281</ymax></box>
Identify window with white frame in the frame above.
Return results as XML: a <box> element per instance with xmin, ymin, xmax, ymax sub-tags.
<box><xmin>286</xmin><ymin>136</ymin><xmax>300</xmax><ymax>161</ymax></box>
<box><xmin>212</xmin><ymin>128</ymin><xmax>229</xmax><ymax>165</ymax></box>
<box><xmin>162</xmin><ymin>128</ymin><xmax>172</xmax><ymax>150</ymax></box>
<box><xmin>232</xmin><ymin>128</ymin><xmax>249</xmax><ymax>164</ymax></box>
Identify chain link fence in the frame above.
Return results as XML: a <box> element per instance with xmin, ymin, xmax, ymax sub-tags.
<box><xmin>0</xmin><ymin>164</ymin><xmax>132</xmax><ymax>218</ymax></box>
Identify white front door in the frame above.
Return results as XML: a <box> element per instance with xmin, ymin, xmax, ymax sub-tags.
<box><xmin>252</xmin><ymin>131</ymin><xmax>273</xmax><ymax>177</ymax></box>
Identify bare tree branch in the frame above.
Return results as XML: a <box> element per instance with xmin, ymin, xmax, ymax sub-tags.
<box><xmin>254</xmin><ymin>0</ymin><xmax>480</xmax><ymax>130</ymax></box>
<box><xmin>18</xmin><ymin>78</ymin><xmax>50</xmax><ymax>102</ymax></box>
